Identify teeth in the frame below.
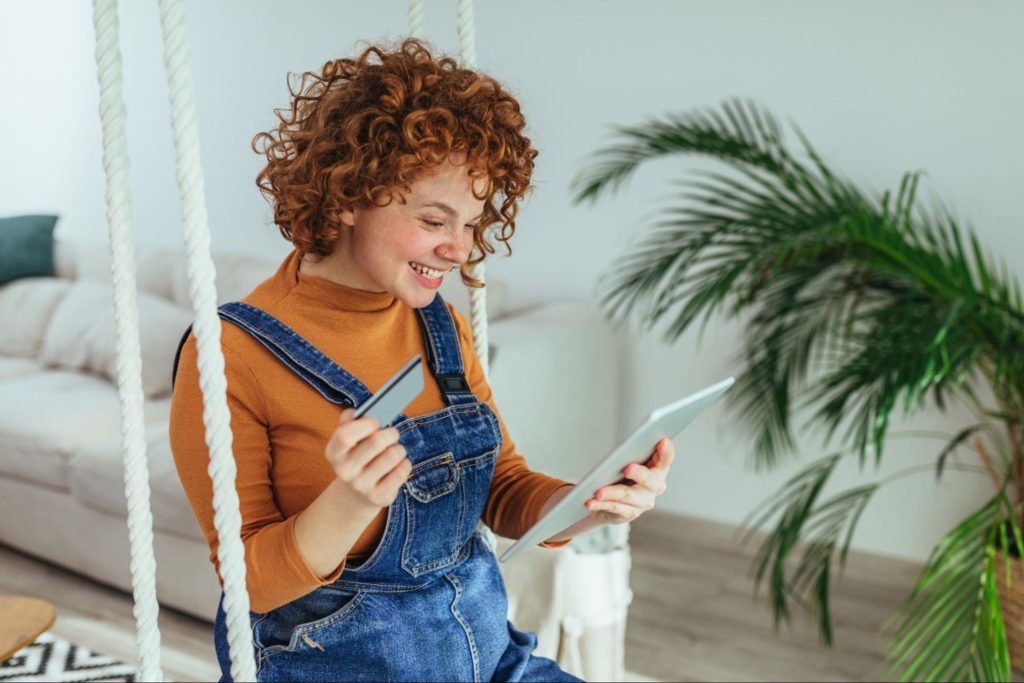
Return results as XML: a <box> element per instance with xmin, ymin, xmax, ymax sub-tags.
<box><xmin>410</xmin><ymin>262</ymin><xmax>443</xmax><ymax>279</ymax></box>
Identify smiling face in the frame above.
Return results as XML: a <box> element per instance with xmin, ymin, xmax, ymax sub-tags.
<box><xmin>305</xmin><ymin>158</ymin><xmax>488</xmax><ymax>309</ymax></box>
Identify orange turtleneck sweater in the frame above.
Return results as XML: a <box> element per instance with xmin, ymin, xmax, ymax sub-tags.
<box><xmin>169</xmin><ymin>250</ymin><xmax>573</xmax><ymax>613</ymax></box>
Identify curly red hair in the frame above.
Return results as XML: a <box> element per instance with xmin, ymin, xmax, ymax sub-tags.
<box><xmin>252</xmin><ymin>38</ymin><xmax>538</xmax><ymax>288</ymax></box>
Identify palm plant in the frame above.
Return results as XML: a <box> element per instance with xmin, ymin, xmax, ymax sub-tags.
<box><xmin>571</xmin><ymin>99</ymin><xmax>1024</xmax><ymax>682</ymax></box>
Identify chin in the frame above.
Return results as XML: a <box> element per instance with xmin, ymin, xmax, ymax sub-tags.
<box><xmin>397</xmin><ymin>289</ymin><xmax>438</xmax><ymax>309</ymax></box>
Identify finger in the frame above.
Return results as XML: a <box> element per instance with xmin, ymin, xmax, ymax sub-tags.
<box><xmin>328</xmin><ymin>417</ymin><xmax>381</xmax><ymax>456</ymax></box>
<box><xmin>623</xmin><ymin>463</ymin><xmax>668</xmax><ymax>496</ymax></box>
<box><xmin>662</xmin><ymin>438</ymin><xmax>676</xmax><ymax>462</ymax></box>
<box><xmin>339</xmin><ymin>407</ymin><xmax>356</xmax><ymax>423</ymax></box>
<box><xmin>593</xmin><ymin>484</ymin><xmax>655</xmax><ymax>510</ymax></box>
<box><xmin>372</xmin><ymin>457</ymin><xmax>413</xmax><ymax>502</ymax></box>
<box><xmin>361</xmin><ymin>443</ymin><xmax>408</xmax><ymax>485</ymax></box>
<box><xmin>343</xmin><ymin>426</ymin><xmax>401</xmax><ymax>473</ymax></box>
<box><xmin>329</xmin><ymin>425</ymin><xmax>398</xmax><ymax>477</ymax></box>
<box><xmin>649</xmin><ymin>438</ymin><xmax>675</xmax><ymax>469</ymax></box>
<box><xmin>585</xmin><ymin>498</ymin><xmax>646</xmax><ymax>520</ymax></box>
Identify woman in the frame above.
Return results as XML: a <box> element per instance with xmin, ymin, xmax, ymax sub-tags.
<box><xmin>169</xmin><ymin>37</ymin><xmax>674</xmax><ymax>682</ymax></box>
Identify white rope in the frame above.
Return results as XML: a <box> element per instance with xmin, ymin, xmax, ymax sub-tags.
<box><xmin>90</xmin><ymin>1</ymin><xmax>164</xmax><ymax>680</ymax></box>
<box><xmin>455</xmin><ymin>0</ymin><xmax>490</xmax><ymax>378</ymax></box>
<box><xmin>155</xmin><ymin>0</ymin><xmax>258</xmax><ymax>680</ymax></box>
<box><xmin>407</xmin><ymin>0</ymin><xmax>425</xmax><ymax>39</ymax></box>
<box><xmin>456</xmin><ymin>0</ymin><xmax>477</xmax><ymax>68</ymax></box>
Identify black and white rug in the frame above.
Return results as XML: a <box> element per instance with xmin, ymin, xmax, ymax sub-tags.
<box><xmin>0</xmin><ymin>632</ymin><xmax>138</xmax><ymax>682</ymax></box>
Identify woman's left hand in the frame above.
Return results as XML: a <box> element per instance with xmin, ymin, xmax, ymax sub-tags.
<box><xmin>584</xmin><ymin>437</ymin><xmax>675</xmax><ymax>524</ymax></box>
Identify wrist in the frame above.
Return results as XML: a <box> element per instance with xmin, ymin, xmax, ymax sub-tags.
<box><xmin>326</xmin><ymin>479</ymin><xmax>385</xmax><ymax>520</ymax></box>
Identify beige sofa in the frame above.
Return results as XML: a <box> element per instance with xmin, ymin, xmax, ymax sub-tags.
<box><xmin>0</xmin><ymin>238</ymin><xmax>629</xmax><ymax>676</ymax></box>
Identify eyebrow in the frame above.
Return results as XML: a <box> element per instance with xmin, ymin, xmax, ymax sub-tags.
<box><xmin>418</xmin><ymin>201</ymin><xmax>485</xmax><ymax>223</ymax></box>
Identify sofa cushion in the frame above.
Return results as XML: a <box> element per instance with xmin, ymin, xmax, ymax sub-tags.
<box><xmin>67</xmin><ymin>399</ymin><xmax>204</xmax><ymax>542</ymax></box>
<box><xmin>170</xmin><ymin>251</ymin><xmax>284</xmax><ymax>308</ymax></box>
<box><xmin>0</xmin><ymin>369</ymin><xmax>124</xmax><ymax>489</ymax></box>
<box><xmin>0</xmin><ymin>356</ymin><xmax>45</xmax><ymax>382</ymax></box>
<box><xmin>52</xmin><ymin>239</ymin><xmax>183</xmax><ymax>303</ymax></box>
<box><xmin>38</xmin><ymin>281</ymin><xmax>193</xmax><ymax>398</ymax></box>
<box><xmin>0</xmin><ymin>215</ymin><xmax>58</xmax><ymax>285</ymax></box>
<box><xmin>0</xmin><ymin>278</ymin><xmax>71</xmax><ymax>357</ymax></box>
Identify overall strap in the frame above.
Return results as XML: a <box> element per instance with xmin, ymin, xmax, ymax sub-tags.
<box><xmin>415</xmin><ymin>295</ymin><xmax>477</xmax><ymax>407</ymax></box>
<box><xmin>171</xmin><ymin>302</ymin><xmax>370</xmax><ymax>409</ymax></box>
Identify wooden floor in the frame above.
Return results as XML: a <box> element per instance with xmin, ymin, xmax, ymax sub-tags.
<box><xmin>0</xmin><ymin>511</ymin><xmax>928</xmax><ymax>682</ymax></box>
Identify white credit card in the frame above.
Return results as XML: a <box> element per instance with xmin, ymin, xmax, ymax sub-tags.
<box><xmin>353</xmin><ymin>354</ymin><xmax>424</xmax><ymax>428</ymax></box>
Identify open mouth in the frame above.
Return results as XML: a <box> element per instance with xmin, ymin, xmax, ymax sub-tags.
<box><xmin>409</xmin><ymin>261</ymin><xmax>444</xmax><ymax>287</ymax></box>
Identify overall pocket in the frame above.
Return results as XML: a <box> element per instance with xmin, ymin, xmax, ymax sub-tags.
<box><xmin>400</xmin><ymin>451</ymin><xmax>463</xmax><ymax>576</ymax></box>
<box><xmin>255</xmin><ymin>586</ymin><xmax>365</xmax><ymax>660</ymax></box>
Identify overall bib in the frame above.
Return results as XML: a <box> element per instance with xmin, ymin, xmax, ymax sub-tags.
<box><xmin>174</xmin><ymin>296</ymin><xmax>581</xmax><ymax>682</ymax></box>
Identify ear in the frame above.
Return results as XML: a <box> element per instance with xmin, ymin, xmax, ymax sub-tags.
<box><xmin>337</xmin><ymin>206</ymin><xmax>356</xmax><ymax>228</ymax></box>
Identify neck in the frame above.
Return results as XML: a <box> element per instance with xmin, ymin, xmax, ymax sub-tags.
<box><xmin>299</xmin><ymin>249</ymin><xmax>384</xmax><ymax>293</ymax></box>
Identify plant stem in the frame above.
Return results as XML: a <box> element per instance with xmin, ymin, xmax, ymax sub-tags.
<box><xmin>972</xmin><ymin>436</ymin><xmax>1003</xmax><ymax>493</ymax></box>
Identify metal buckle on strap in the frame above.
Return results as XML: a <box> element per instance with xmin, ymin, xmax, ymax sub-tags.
<box><xmin>436</xmin><ymin>373</ymin><xmax>471</xmax><ymax>394</ymax></box>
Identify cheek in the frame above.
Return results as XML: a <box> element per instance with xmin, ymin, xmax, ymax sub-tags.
<box><xmin>369</xmin><ymin>227</ymin><xmax>426</xmax><ymax>263</ymax></box>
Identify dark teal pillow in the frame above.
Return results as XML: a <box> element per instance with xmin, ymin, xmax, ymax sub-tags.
<box><xmin>0</xmin><ymin>214</ymin><xmax>58</xmax><ymax>285</ymax></box>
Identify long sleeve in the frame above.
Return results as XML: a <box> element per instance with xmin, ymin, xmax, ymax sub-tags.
<box><xmin>447</xmin><ymin>304</ymin><xmax>575</xmax><ymax>547</ymax></box>
<box><xmin>169</xmin><ymin>333</ymin><xmax>346</xmax><ymax>613</ymax></box>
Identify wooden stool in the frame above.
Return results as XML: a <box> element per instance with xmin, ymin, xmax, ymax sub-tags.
<box><xmin>0</xmin><ymin>596</ymin><xmax>56</xmax><ymax>662</ymax></box>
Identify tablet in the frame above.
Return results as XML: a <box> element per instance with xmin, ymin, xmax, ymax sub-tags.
<box><xmin>498</xmin><ymin>377</ymin><xmax>735</xmax><ymax>563</ymax></box>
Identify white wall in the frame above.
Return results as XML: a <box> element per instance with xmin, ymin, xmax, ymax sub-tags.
<box><xmin>2</xmin><ymin>0</ymin><xmax>1021</xmax><ymax>563</ymax></box>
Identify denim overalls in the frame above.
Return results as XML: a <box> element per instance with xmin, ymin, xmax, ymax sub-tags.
<box><xmin>173</xmin><ymin>295</ymin><xmax>581</xmax><ymax>682</ymax></box>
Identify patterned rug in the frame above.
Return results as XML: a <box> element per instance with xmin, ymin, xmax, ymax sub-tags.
<box><xmin>0</xmin><ymin>632</ymin><xmax>659</xmax><ymax>682</ymax></box>
<box><xmin>0</xmin><ymin>632</ymin><xmax>137</xmax><ymax>682</ymax></box>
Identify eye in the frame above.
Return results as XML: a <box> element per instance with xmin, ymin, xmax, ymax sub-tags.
<box><xmin>422</xmin><ymin>219</ymin><xmax>445</xmax><ymax>228</ymax></box>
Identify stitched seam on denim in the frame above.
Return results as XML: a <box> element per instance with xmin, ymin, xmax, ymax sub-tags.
<box><xmin>292</xmin><ymin>591</ymin><xmax>366</xmax><ymax>641</ymax></box>
<box><xmin>251</xmin><ymin>613</ymin><xmax>271</xmax><ymax>668</ymax></box>
<box><xmin>249</xmin><ymin>614</ymin><xmax>270</xmax><ymax>648</ymax></box>
<box><xmin>221</xmin><ymin>305</ymin><xmax>367</xmax><ymax>400</ymax></box>
<box><xmin>221</xmin><ymin>311</ymin><xmax>336</xmax><ymax>384</ymax></box>
<box><xmin>474</xmin><ymin>402</ymin><xmax>502</xmax><ymax>448</ymax></box>
<box><xmin>456</xmin><ymin>475</ymin><xmax>466</xmax><ymax>555</ymax></box>
<box><xmin>456</xmin><ymin>446</ymin><xmax>499</xmax><ymax>470</ymax></box>
<box><xmin>406</xmin><ymin>455</ymin><xmax>459</xmax><ymax>503</ymax></box>
<box><xmin>401</xmin><ymin>488</ymin><xmax>461</xmax><ymax>576</ymax></box>
<box><xmin>257</xmin><ymin>588</ymin><xmax>361</xmax><ymax>659</ymax></box>
<box><xmin>401</xmin><ymin>455</ymin><xmax>465</xmax><ymax>573</ymax></box>
<box><xmin>420</xmin><ymin>300</ymin><xmax>447</xmax><ymax>375</ymax></box>
<box><xmin>409</xmin><ymin>451</ymin><xmax>454</xmax><ymax>476</ymax></box>
<box><xmin>439</xmin><ymin>301</ymin><xmax>466</xmax><ymax>375</ymax></box>
<box><xmin>396</xmin><ymin>405</ymin><xmax>482</xmax><ymax>433</ymax></box>
<box><xmin>402</xmin><ymin>487</ymin><xmax>417</xmax><ymax>574</ymax></box>
<box><xmin>421</xmin><ymin>300</ymin><xmax>471</xmax><ymax>394</ymax></box>
<box><xmin>222</xmin><ymin>313</ymin><xmax>348</xmax><ymax>399</ymax></box>
<box><xmin>446</xmin><ymin>574</ymin><xmax>480</xmax><ymax>683</ymax></box>
<box><xmin>253</xmin><ymin>336</ymin><xmax>350</xmax><ymax>406</ymax></box>
<box><xmin>329</xmin><ymin>580</ymin><xmax>428</xmax><ymax>592</ymax></box>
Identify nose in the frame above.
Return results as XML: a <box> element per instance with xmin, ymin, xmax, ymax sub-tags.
<box><xmin>438</xmin><ymin>230</ymin><xmax>473</xmax><ymax>266</ymax></box>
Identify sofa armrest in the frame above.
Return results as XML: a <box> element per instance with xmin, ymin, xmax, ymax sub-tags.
<box><xmin>486</xmin><ymin>301</ymin><xmax>622</xmax><ymax>484</ymax></box>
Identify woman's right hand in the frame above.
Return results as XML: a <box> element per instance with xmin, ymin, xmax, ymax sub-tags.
<box><xmin>324</xmin><ymin>408</ymin><xmax>412</xmax><ymax>512</ymax></box>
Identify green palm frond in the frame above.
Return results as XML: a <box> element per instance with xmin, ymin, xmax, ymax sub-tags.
<box><xmin>574</xmin><ymin>99</ymin><xmax>1024</xmax><ymax>469</ymax></box>
<box><xmin>884</xmin><ymin>494</ymin><xmax>1022</xmax><ymax>682</ymax></box>
<box><xmin>741</xmin><ymin>453</ymin><xmax>877</xmax><ymax>645</ymax></box>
